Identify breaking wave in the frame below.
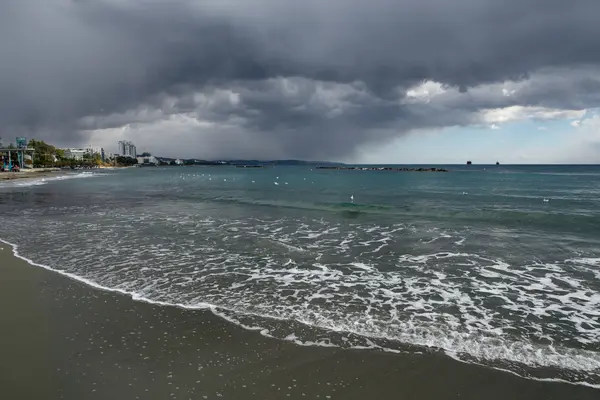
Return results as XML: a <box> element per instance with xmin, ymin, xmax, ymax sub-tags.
<box><xmin>0</xmin><ymin>171</ymin><xmax>103</xmax><ymax>188</ymax></box>
<box><xmin>1</xmin><ymin>214</ymin><xmax>599</xmax><ymax>388</ymax></box>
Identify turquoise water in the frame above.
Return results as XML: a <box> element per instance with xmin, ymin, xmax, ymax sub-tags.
<box><xmin>1</xmin><ymin>165</ymin><xmax>599</xmax><ymax>386</ymax></box>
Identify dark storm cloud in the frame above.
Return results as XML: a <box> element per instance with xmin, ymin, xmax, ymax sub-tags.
<box><xmin>2</xmin><ymin>0</ymin><xmax>600</xmax><ymax>157</ymax></box>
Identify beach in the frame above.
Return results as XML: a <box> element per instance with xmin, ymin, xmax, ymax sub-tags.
<box><xmin>1</xmin><ymin>244</ymin><xmax>598</xmax><ymax>400</ymax></box>
<box><xmin>0</xmin><ymin>168</ymin><xmax>64</xmax><ymax>181</ymax></box>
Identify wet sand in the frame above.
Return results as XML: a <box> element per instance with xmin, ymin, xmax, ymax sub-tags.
<box><xmin>0</xmin><ymin>246</ymin><xmax>597</xmax><ymax>400</ymax></box>
<box><xmin>0</xmin><ymin>169</ymin><xmax>63</xmax><ymax>181</ymax></box>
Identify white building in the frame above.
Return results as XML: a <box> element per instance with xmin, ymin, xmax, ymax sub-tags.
<box><xmin>61</xmin><ymin>147</ymin><xmax>104</xmax><ymax>161</ymax></box>
<box><xmin>62</xmin><ymin>148</ymin><xmax>87</xmax><ymax>160</ymax></box>
<box><xmin>137</xmin><ymin>155</ymin><xmax>159</xmax><ymax>166</ymax></box>
<box><xmin>86</xmin><ymin>147</ymin><xmax>103</xmax><ymax>156</ymax></box>
<box><xmin>118</xmin><ymin>141</ymin><xmax>137</xmax><ymax>158</ymax></box>
<box><xmin>23</xmin><ymin>154</ymin><xmax>34</xmax><ymax>168</ymax></box>
<box><xmin>174</xmin><ymin>159</ymin><xmax>183</xmax><ymax>165</ymax></box>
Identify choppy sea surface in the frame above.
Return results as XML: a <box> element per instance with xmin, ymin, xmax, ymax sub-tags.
<box><xmin>1</xmin><ymin>165</ymin><xmax>599</xmax><ymax>387</ymax></box>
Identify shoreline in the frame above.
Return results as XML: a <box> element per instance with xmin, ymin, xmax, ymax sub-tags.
<box><xmin>0</xmin><ymin>166</ymin><xmax>132</xmax><ymax>182</ymax></box>
<box><xmin>0</xmin><ymin>168</ymin><xmax>64</xmax><ymax>181</ymax></box>
<box><xmin>1</xmin><ymin>241</ymin><xmax>598</xmax><ymax>399</ymax></box>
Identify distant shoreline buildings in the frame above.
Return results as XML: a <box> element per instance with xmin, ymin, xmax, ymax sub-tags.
<box><xmin>58</xmin><ymin>141</ymin><xmax>138</xmax><ymax>162</ymax></box>
<box><xmin>1</xmin><ymin>136</ymin><xmax>151</xmax><ymax>168</ymax></box>
<box><xmin>61</xmin><ymin>147</ymin><xmax>106</xmax><ymax>161</ymax></box>
<box><xmin>118</xmin><ymin>141</ymin><xmax>137</xmax><ymax>159</ymax></box>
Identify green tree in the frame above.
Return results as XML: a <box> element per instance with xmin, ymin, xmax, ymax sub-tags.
<box><xmin>92</xmin><ymin>153</ymin><xmax>103</xmax><ymax>166</ymax></box>
<box><xmin>116</xmin><ymin>156</ymin><xmax>138</xmax><ymax>166</ymax></box>
<box><xmin>28</xmin><ymin>139</ymin><xmax>58</xmax><ymax>167</ymax></box>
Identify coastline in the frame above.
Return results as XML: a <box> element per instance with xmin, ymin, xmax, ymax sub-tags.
<box><xmin>0</xmin><ymin>166</ymin><xmax>131</xmax><ymax>182</ymax></box>
<box><xmin>1</xmin><ymin>242</ymin><xmax>598</xmax><ymax>399</ymax></box>
<box><xmin>0</xmin><ymin>168</ymin><xmax>64</xmax><ymax>181</ymax></box>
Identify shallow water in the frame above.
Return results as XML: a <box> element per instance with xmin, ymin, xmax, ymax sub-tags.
<box><xmin>1</xmin><ymin>165</ymin><xmax>599</xmax><ymax>386</ymax></box>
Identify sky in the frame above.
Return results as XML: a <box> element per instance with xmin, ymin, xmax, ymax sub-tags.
<box><xmin>2</xmin><ymin>0</ymin><xmax>600</xmax><ymax>163</ymax></box>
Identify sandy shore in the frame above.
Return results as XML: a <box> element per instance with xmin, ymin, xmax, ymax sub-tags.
<box><xmin>0</xmin><ymin>245</ymin><xmax>597</xmax><ymax>400</ymax></box>
<box><xmin>0</xmin><ymin>168</ymin><xmax>64</xmax><ymax>181</ymax></box>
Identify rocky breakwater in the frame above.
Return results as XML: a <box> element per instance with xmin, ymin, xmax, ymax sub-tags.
<box><xmin>316</xmin><ymin>166</ymin><xmax>448</xmax><ymax>172</ymax></box>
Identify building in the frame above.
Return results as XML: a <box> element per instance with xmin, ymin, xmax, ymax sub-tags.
<box><xmin>61</xmin><ymin>147</ymin><xmax>104</xmax><ymax>161</ymax></box>
<box><xmin>1</xmin><ymin>137</ymin><xmax>35</xmax><ymax>170</ymax></box>
<box><xmin>137</xmin><ymin>155</ymin><xmax>159</xmax><ymax>166</ymax></box>
<box><xmin>86</xmin><ymin>147</ymin><xmax>103</xmax><ymax>156</ymax></box>
<box><xmin>118</xmin><ymin>141</ymin><xmax>137</xmax><ymax>158</ymax></box>
<box><xmin>86</xmin><ymin>147</ymin><xmax>105</xmax><ymax>161</ymax></box>
<box><xmin>174</xmin><ymin>159</ymin><xmax>183</xmax><ymax>165</ymax></box>
<box><xmin>63</xmin><ymin>148</ymin><xmax>87</xmax><ymax>160</ymax></box>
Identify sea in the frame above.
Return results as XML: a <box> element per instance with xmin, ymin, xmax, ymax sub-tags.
<box><xmin>1</xmin><ymin>164</ymin><xmax>599</xmax><ymax>387</ymax></box>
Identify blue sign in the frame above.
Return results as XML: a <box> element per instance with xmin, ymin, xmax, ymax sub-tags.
<box><xmin>16</xmin><ymin>137</ymin><xmax>27</xmax><ymax>149</ymax></box>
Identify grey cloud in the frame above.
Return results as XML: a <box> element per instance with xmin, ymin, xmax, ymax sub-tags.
<box><xmin>82</xmin><ymin>69</ymin><xmax>600</xmax><ymax>160</ymax></box>
<box><xmin>3</xmin><ymin>0</ymin><xmax>600</xmax><ymax>158</ymax></box>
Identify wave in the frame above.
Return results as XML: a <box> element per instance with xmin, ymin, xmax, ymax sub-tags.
<box><xmin>207</xmin><ymin>196</ymin><xmax>393</xmax><ymax>216</ymax></box>
<box><xmin>1</xmin><ymin>235</ymin><xmax>599</xmax><ymax>389</ymax></box>
<box><xmin>0</xmin><ymin>172</ymin><xmax>103</xmax><ymax>188</ymax></box>
<box><xmin>190</xmin><ymin>196</ymin><xmax>600</xmax><ymax>235</ymax></box>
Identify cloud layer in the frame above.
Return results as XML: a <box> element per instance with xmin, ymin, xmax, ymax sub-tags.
<box><xmin>3</xmin><ymin>0</ymin><xmax>600</xmax><ymax>160</ymax></box>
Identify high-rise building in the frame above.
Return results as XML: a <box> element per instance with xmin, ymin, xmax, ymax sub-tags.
<box><xmin>118</xmin><ymin>141</ymin><xmax>137</xmax><ymax>158</ymax></box>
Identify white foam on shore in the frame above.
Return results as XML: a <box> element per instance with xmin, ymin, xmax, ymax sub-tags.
<box><xmin>0</xmin><ymin>216</ymin><xmax>600</xmax><ymax>388</ymax></box>
<box><xmin>566</xmin><ymin>258</ymin><xmax>600</xmax><ymax>280</ymax></box>
<box><xmin>0</xmin><ymin>234</ymin><xmax>600</xmax><ymax>389</ymax></box>
<box><xmin>0</xmin><ymin>172</ymin><xmax>102</xmax><ymax>188</ymax></box>
<box><xmin>0</xmin><ymin>238</ymin><xmax>213</xmax><ymax>310</ymax></box>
